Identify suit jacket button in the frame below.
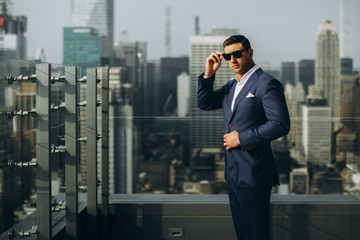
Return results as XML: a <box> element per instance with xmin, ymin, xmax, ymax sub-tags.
<box><xmin>229</xmin><ymin>124</ymin><xmax>232</xmax><ymax>127</ymax></box>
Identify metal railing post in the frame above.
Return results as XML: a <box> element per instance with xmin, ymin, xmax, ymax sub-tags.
<box><xmin>101</xmin><ymin>68</ymin><xmax>109</xmax><ymax>239</ymax></box>
<box><xmin>36</xmin><ymin>63</ymin><xmax>52</xmax><ymax>240</ymax></box>
<box><xmin>64</xmin><ymin>66</ymin><xmax>79</xmax><ymax>239</ymax></box>
<box><xmin>86</xmin><ymin>68</ymin><xmax>99</xmax><ymax>240</ymax></box>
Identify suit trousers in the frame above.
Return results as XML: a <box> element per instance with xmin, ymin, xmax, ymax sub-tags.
<box><xmin>228</xmin><ymin>185</ymin><xmax>272</xmax><ymax>240</ymax></box>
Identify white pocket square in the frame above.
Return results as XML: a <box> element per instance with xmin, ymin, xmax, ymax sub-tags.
<box><xmin>246</xmin><ymin>92</ymin><xmax>255</xmax><ymax>98</ymax></box>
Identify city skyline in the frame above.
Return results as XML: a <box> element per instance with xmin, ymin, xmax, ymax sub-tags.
<box><xmin>11</xmin><ymin>0</ymin><xmax>360</xmax><ymax>67</ymax></box>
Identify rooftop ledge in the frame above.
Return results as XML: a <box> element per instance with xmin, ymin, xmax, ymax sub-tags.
<box><xmin>109</xmin><ymin>194</ymin><xmax>360</xmax><ymax>204</ymax></box>
<box><xmin>2</xmin><ymin>194</ymin><xmax>360</xmax><ymax>240</ymax></box>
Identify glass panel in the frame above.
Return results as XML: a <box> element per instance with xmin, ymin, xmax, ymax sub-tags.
<box><xmin>109</xmin><ymin>63</ymin><xmax>360</xmax><ymax>196</ymax></box>
<box><xmin>78</xmin><ymin>66</ymin><xmax>87</xmax><ymax>210</ymax></box>
<box><xmin>0</xmin><ymin>63</ymin><xmax>37</xmax><ymax>235</ymax></box>
<box><xmin>2</xmin><ymin>0</ymin><xmax>360</xmax><ymax>237</ymax></box>
<box><xmin>50</xmin><ymin>64</ymin><xmax>66</xmax><ymax>203</ymax></box>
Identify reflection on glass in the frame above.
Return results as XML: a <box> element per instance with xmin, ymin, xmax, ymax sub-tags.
<box><xmin>0</xmin><ymin>67</ymin><xmax>37</xmax><ymax>233</ymax></box>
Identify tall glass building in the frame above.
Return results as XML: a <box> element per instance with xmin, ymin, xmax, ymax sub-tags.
<box><xmin>70</xmin><ymin>0</ymin><xmax>114</xmax><ymax>66</ymax></box>
<box><xmin>63</xmin><ymin>27</ymin><xmax>101</xmax><ymax>76</ymax></box>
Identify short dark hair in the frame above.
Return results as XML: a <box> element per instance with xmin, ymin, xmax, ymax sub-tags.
<box><xmin>223</xmin><ymin>35</ymin><xmax>251</xmax><ymax>50</ymax></box>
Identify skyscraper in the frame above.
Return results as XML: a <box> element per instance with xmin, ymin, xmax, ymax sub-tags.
<box><xmin>113</xmin><ymin>41</ymin><xmax>147</xmax><ymax>192</ymax></box>
<box><xmin>340</xmin><ymin>0</ymin><xmax>351</xmax><ymax>58</ymax></box>
<box><xmin>70</xmin><ymin>0</ymin><xmax>114</xmax><ymax>65</ymax></box>
<box><xmin>315</xmin><ymin>20</ymin><xmax>341</xmax><ymax>130</ymax></box>
<box><xmin>281</xmin><ymin>62</ymin><xmax>296</xmax><ymax>86</ymax></box>
<box><xmin>302</xmin><ymin>101</ymin><xmax>331</xmax><ymax>166</ymax></box>
<box><xmin>298</xmin><ymin>59</ymin><xmax>314</xmax><ymax>96</ymax></box>
<box><xmin>285</xmin><ymin>82</ymin><xmax>305</xmax><ymax>158</ymax></box>
<box><xmin>63</xmin><ymin>27</ymin><xmax>101</xmax><ymax>76</ymax></box>
<box><xmin>113</xmin><ymin>41</ymin><xmax>147</xmax><ymax>116</ymax></box>
<box><xmin>160</xmin><ymin>57</ymin><xmax>189</xmax><ymax>115</ymax></box>
<box><xmin>177</xmin><ymin>72</ymin><xmax>190</xmax><ymax>117</ymax></box>
<box><xmin>189</xmin><ymin>28</ymin><xmax>238</xmax><ymax>148</ymax></box>
<box><xmin>340</xmin><ymin>74</ymin><xmax>358</xmax><ymax>127</ymax></box>
<box><xmin>0</xmin><ymin>0</ymin><xmax>27</xmax><ymax>73</ymax></box>
<box><xmin>109</xmin><ymin>68</ymin><xmax>134</xmax><ymax>193</ymax></box>
<box><xmin>352</xmin><ymin>78</ymin><xmax>360</xmax><ymax>155</ymax></box>
<box><xmin>340</xmin><ymin>0</ymin><xmax>354</xmax><ymax>75</ymax></box>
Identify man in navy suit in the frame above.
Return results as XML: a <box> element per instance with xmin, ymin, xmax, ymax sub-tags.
<box><xmin>197</xmin><ymin>35</ymin><xmax>290</xmax><ymax>239</ymax></box>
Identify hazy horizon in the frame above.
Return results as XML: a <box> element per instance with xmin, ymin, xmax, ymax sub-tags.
<box><xmin>11</xmin><ymin>0</ymin><xmax>360</xmax><ymax>68</ymax></box>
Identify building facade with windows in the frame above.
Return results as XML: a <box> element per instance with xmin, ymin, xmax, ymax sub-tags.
<box><xmin>302</xmin><ymin>103</ymin><xmax>331</xmax><ymax>165</ymax></box>
<box><xmin>189</xmin><ymin>29</ymin><xmax>237</xmax><ymax>149</ymax></box>
<box><xmin>63</xmin><ymin>27</ymin><xmax>101</xmax><ymax>76</ymax></box>
<box><xmin>315</xmin><ymin>20</ymin><xmax>341</xmax><ymax>130</ymax></box>
<box><xmin>70</xmin><ymin>0</ymin><xmax>114</xmax><ymax>66</ymax></box>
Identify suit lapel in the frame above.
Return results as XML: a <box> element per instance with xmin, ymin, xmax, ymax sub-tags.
<box><xmin>229</xmin><ymin>68</ymin><xmax>263</xmax><ymax>122</ymax></box>
<box><xmin>226</xmin><ymin>80</ymin><xmax>237</xmax><ymax>121</ymax></box>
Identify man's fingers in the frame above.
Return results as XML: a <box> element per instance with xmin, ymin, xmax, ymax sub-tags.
<box><xmin>209</xmin><ymin>52</ymin><xmax>223</xmax><ymax>62</ymax></box>
<box><xmin>213</xmin><ymin>52</ymin><xmax>223</xmax><ymax>61</ymax></box>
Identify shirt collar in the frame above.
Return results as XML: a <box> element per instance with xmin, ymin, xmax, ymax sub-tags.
<box><xmin>235</xmin><ymin>64</ymin><xmax>259</xmax><ymax>84</ymax></box>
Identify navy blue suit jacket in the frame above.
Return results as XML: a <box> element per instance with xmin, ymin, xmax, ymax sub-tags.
<box><xmin>197</xmin><ymin>68</ymin><xmax>290</xmax><ymax>188</ymax></box>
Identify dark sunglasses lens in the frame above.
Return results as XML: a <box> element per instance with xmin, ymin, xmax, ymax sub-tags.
<box><xmin>223</xmin><ymin>50</ymin><xmax>244</xmax><ymax>60</ymax></box>
<box><xmin>223</xmin><ymin>53</ymin><xmax>231</xmax><ymax>60</ymax></box>
<box><xmin>233</xmin><ymin>50</ymin><xmax>243</xmax><ymax>58</ymax></box>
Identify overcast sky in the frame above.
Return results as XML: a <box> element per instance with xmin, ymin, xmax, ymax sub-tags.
<box><xmin>11</xmin><ymin>0</ymin><xmax>360</xmax><ymax>68</ymax></box>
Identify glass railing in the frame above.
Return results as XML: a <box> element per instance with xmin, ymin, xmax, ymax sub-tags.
<box><xmin>0</xmin><ymin>60</ymin><xmax>37</xmax><ymax>235</ymax></box>
<box><xmin>0</xmin><ymin>62</ymin><xmax>359</xmax><ymax>237</ymax></box>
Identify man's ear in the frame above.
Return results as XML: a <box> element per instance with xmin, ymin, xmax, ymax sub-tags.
<box><xmin>248</xmin><ymin>48</ymin><xmax>254</xmax><ymax>57</ymax></box>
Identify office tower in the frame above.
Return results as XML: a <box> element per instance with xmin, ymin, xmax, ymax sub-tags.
<box><xmin>146</xmin><ymin>60</ymin><xmax>162</xmax><ymax>116</ymax></box>
<box><xmin>0</xmin><ymin>0</ymin><xmax>27</xmax><ymax>73</ymax></box>
<box><xmin>195</xmin><ymin>16</ymin><xmax>200</xmax><ymax>35</ymax></box>
<box><xmin>63</xmin><ymin>27</ymin><xmax>101</xmax><ymax>76</ymax></box>
<box><xmin>341</xmin><ymin>58</ymin><xmax>353</xmax><ymax>75</ymax></box>
<box><xmin>302</xmin><ymin>101</ymin><xmax>331</xmax><ymax>166</ymax></box>
<box><xmin>189</xmin><ymin>28</ymin><xmax>238</xmax><ymax>148</ymax></box>
<box><xmin>285</xmin><ymin>83</ymin><xmax>305</xmax><ymax>159</ymax></box>
<box><xmin>353</xmin><ymin>78</ymin><xmax>360</xmax><ymax>155</ymax></box>
<box><xmin>160</xmin><ymin>57</ymin><xmax>189</xmax><ymax>115</ymax></box>
<box><xmin>281</xmin><ymin>62</ymin><xmax>296</xmax><ymax>86</ymax></box>
<box><xmin>336</xmin><ymin>126</ymin><xmax>355</xmax><ymax>158</ymax></box>
<box><xmin>113</xmin><ymin>41</ymin><xmax>147</xmax><ymax>192</ymax></box>
<box><xmin>340</xmin><ymin>74</ymin><xmax>359</xmax><ymax>127</ymax></box>
<box><xmin>113</xmin><ymin>41</ymin><xmax>147</xmax><ymax>115</ymax></box>
<box><xmin>340</xmin><ymin>0</ymin><xmax>353</xmax><ymax>75</ymax></box>
<box><xmin>177</xmin><ymin>72</ymin><xmax>190</xmax><ymax>117</ymax></box>
<box><xmin>108</xmin><ymin>67</ymin><xmax>134</xmax><ymax>193</ymax></box>
<box><xmin>340</xmin><ymin>0</ymin><xmax>351</xmax><ymax>58</ymax></box>
<box><xmin>298</xmin><ymin>59</ymin><xmax>314</xmax><ymax>96</ymax></box>
<box><xmin>315</xmin><ymin>20</ymin><xmax>341</xmax><ymax>130</ymax></box>
<box><xmin>165</xmin><ymin>7</ymin><xmax>171</xmax><ymax>57</ymax></box>
<box><xmin>70</xmin><ymin>0</ymin><xmax>114</xmax><ymax>65</ymax></box>
<box><xmin>289</xmin><ymin>168</ymin><xmax>309</xmax><ymax>194</ymax></box>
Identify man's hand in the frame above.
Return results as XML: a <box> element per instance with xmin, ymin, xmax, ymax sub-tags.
<box><xmin>205</xmin><ymin>51</ymin><xmax>223</xmax><ymax>77</ymax></box>
<box><xmin>223</xmin><ymin>130</ymin><xmax>240</xmax><ymax>151</ymax></box>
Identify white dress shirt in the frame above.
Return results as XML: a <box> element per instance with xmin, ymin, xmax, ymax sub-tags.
<box><xmin>231</xmin><ymin>65</ymin><xmax>259</xmax><ymax>112</ymax></box>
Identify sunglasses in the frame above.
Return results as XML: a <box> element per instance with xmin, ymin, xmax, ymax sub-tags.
<box><xmin>222</xmin><ymin>49</ymin><xmax>248</xmax><ymax>61</ymax></box>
